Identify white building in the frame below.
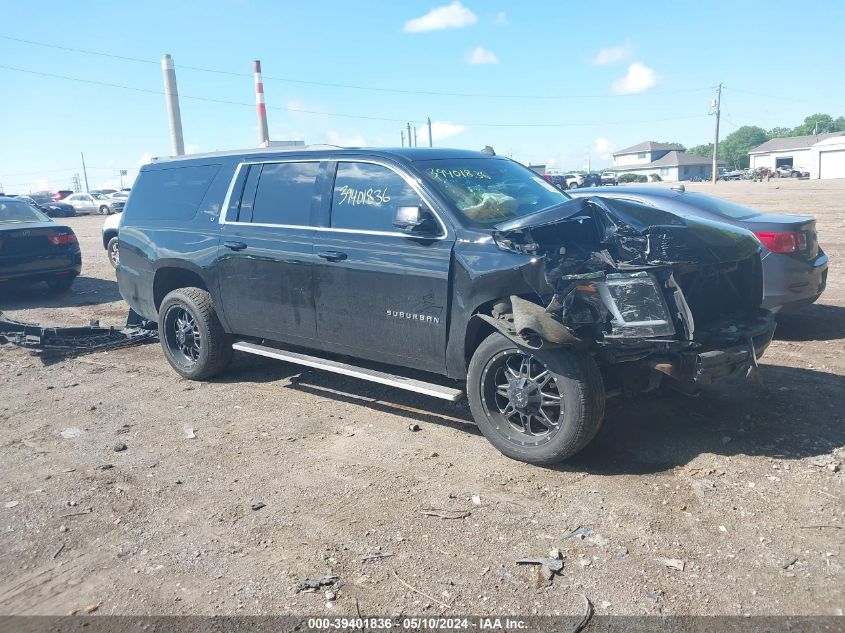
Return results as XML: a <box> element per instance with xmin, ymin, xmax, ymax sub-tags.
<box><xmin>748</xmin><ymin>132</ymin><xmax>845</xmax><ymax>177</ymax></box>
<box><xmin>811</xmin><ymin>135</ymin><xmax>845</xmax><ymax>179</ymax></box>
<box><xmin>610</xmin><ymin>142</ymin><xmax>713</xmax><ymax>182</ymax></box>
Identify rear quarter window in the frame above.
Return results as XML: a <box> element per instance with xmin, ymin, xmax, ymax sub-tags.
<box><xmin>128</xmin><ymin>164</ymin><xmax>221</xmax><ymax>220</ymax></box>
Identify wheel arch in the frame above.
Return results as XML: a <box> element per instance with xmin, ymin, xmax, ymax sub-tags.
<box><xmin>102</xmin><ymin>229</ymin><xmax>118</xmax><ymax>250</ymax></box>
<box><xmin>152</xmin><ymin>263</ymin><xmax>211</xmax><ymax>313</ymax></box>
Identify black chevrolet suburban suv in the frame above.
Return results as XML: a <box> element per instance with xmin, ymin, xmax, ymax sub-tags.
<box><xmin>117</xmin><ymin>147</ymin><xmax>775</xmax><ymax>465</ymax></box>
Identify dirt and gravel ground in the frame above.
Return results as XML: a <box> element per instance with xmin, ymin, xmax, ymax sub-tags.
<box><xmin>0</xmin><ymin>179</ymin><xmax>842</xmax><ymax>617</ymax></box>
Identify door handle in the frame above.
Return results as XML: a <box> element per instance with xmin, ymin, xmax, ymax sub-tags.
<box><xmin>317</xmin><ymin>250</ymin><xmax>348</xmax><ymax>262</ymax></box>
<box><xmin>224</xmin><ymin>241</ymin><xmax>247</xmax><ymax>251</ymax></box>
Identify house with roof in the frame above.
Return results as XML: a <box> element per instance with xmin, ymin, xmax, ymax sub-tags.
<box><xmin>748</xmin><ymin>132</ymin><xmax>845</xmax><ymax>179</ymax></box>
<box><xmin>610</xmin><ymin>141</ymin><xmax>713</xmax><ymax>182</ymax></box>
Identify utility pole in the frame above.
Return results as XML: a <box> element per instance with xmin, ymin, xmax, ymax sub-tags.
<box><xmin>413</xmin><ymin>126</ymin><xmax>418</xmax><ymax>147</ymax></box>
<box><xmin>161</xmin><ymin>54</ymin><xmax>185</xmax><ymax>156</ymax></box>
<box><xmin>407</xmin><ymin>122</ymin><xmax>412</xmax><ymax>148</ymax></box>
<box><xmin>253</xmin><ymin>60</ymin><xmax>270</xmax><ymax>147</ymax></box>
<box><xmin>72</xmin><ymin>174</ymin><xmax>81</xmax><ymax>193</ymax></box>
<box><xmin>400</xmin><ymin>129</ymin><xmax>405</xmax><ymax>147</ymax></box>
<box><xmin>80</xmin><ymin>152</ymin><xmax>90</xmax><ymax>192</ymax></box>
<box><xmin>427</xmin><ymin>117</ymin><xmax>433</xmax><ymax>147</ymax></box>
<box><xmin>711</xmin><ymin>83</ymin><xmax>722</xmax><ymax>184</ymax></box>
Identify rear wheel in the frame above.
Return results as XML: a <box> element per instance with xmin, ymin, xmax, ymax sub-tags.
<box><xmin>467</xmin><ymin>333</ymin><xmax>605</xmax><ymax>465</ymax></box>
<box><xmin>569</xmin><ymin>182</ymin><xmax>579</xmax><ymax>190</ymax></box>
<box><xmin>158</xmin><ymin>287</ymin><xmax>232</xmax><ymax>380</ymax></box>
<box><xmin>99</xmin><ymin>205</ymin><xmax>110</xmax><ymax>215</ymax></box>
<box><xmin>106</xmin><ymin>237</ymin><xmax>120</xmax><ymax>269</ymax></box>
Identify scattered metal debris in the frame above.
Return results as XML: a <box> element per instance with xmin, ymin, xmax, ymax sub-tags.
<box><xmin>184</xmin><ymin>426</ymin><xmax>196</xmax><ymax>439</ymax></box>
<box><xmin>360</xmin><ymin>552</ymin><xmax>394</xmax><ymax>562</ymax></box>
<box><xmin>60</xmin><ymin>428</ymin><xmax>82</xmax><ymax>439</ymax></box>
<box><xmin>0</xmin><ymin>310</ymin><xmax>157</xmax><ymax>362</ymax></box>
<box><xmin>419</xmin><ymin>508</ymin><xmax>471</xmax><ymax>520</ymax></box>
<box><xmin>297</xmin><ymin>575</ymin><xmax>340</xmax><ymax>593</ymax></box>
<box><xmin>564</xmin><ymin>526</ymin><xmax>593</xmax><ymax>540</ymax></box>
<box><xmin>408</xmin><ymin>423</ymin><xmax>421</xmax><ymax>432</ymax></box>
<box><xmin>4</xmin><ymin>500</ymin><xmax>19</xmax><ymax>509</ymax></box>
<box><xmin>664</xmin><ymin>558</ymin><xmax>686</xmax><ymax>571</ymax></box>
<box><xmin>571</xmin><ymin>594</ymin><xmax>594</xmax><ymax>633</ymax></box>
<box><xmin>52</xmin><ymin>543</ymin><xmax>65</xmax><ymax>559</ymax></box>
<box><xmin>251</xmin><ymin>502</ymin><xmax>266</xmax><ymax>511</ymax></box>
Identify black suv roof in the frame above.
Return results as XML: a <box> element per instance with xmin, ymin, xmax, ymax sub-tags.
<box><xmin>150</xmin><ymin>146</ymin><xmax>495</xmax><ymax>166</ymax></box>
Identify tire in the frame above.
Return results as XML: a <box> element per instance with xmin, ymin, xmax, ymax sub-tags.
<box><xmin>158</xmin><ymin>287</ymin><xmax>232</xmax><ymax>380</ymax></box>
<box><xmin>106</xmin><ymin>236</ymin><xmax>120</xmax><ymax>269</ymax></box>
<box><xmin>466</xmin><ymin>332</ymin><xmax>605</xmax><ymax>465</ymax></box>
<box><xmin>46</xmin><ymin>275</ymin><xmax>76</xmax><ymax>293</ymax></box>
<box><xmin>569</xmin><ymin>182</ymin><xmax>579</xmax><ymax>190</ymax></box>
<box><xmin>99</xmin><ymin>205</ymin><xmax>110</xmax><ymax>215</ymax></box>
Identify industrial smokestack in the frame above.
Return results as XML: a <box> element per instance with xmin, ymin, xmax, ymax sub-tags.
<box><xmin>160</xmin><ymin>54</ymin><xmax>185</xmax><ymax>156</ymax></box>
<box><xmin>254</xmin><ymin>60</ymin><xmax>270</xmax><ymax>147</ymax></box>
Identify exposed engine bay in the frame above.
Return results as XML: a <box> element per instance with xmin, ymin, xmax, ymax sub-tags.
<box><xmin>478</xmin><ymin>196</ymin><xmax>776</xmax><ymax>390</ymax></box>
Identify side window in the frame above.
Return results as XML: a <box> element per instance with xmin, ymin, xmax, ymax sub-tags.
<box><xmin>66</xmin><ymin>194</ymin><xmax>80</xmax><ymax>202</ymax></box>
<box><xmin>330</xmin><ymin>162</ymin><xmax>423</xmax><ymax>232</ymax></box>
<box><xmin>250</xmin><ymin>161</ymin><xmax>320</xmax><ymax>225</ymax></box>
<box><xmin>130</xmin><ymin>164</ymin><xmax>221</xmax><ymax>220</ymax></box>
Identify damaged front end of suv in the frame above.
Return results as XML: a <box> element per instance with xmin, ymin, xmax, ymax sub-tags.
<box><xmin>474</xmin><ymin>196</ymin><xmax>776</xmax><ymax>395</ymax></box>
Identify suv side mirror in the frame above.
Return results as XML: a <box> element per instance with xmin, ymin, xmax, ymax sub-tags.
<box><xmin>393</xmin><ymin>205</ymin><xmax>439</xmax><ymax>237</ymax></box>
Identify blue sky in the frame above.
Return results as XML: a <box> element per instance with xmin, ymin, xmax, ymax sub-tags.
<box><xmin>1</xmin><ymin>0</ymin><xmax>844</xmax><ymax>192</ymax></box>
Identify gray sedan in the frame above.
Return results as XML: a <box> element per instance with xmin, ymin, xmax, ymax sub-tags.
<box><xmin>568</xmin><ymin>186</ymin><xmax>828</xmax><ymax>312</ymax></box>
<box><xmin>63</xmin><ymin>192</ymin><xmax>125</xmax><ymax>215</ymax></box>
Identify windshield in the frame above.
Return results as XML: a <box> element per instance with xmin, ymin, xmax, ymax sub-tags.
<box><xmin>682</xmin><ymin>192</ymin><xmax>759</xmax><ymax>220</ymax></box>
<box><xmin>418</xmin><ymin>158</ymin><xmax>570</xmax><ymax>226</ymax></box>
<box><xmin>93</xmin><ymin>193</ymin><xmax>110</xmax><ymax>200</ymax></box>
<box><xmin>0</xmin><ymin>200</ymin><xmax>50</xmax><ymax>224</ymax></box>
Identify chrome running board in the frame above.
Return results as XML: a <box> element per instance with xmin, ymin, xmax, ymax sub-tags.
<box><xmin>232</xmin><ymin>341</ymin><xmax>465</xmax><ymax>402</ymax></box>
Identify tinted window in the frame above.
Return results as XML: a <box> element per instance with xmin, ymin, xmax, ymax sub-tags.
<box><xmin>331</xmin><ymin>162</ymin><xmax>422</xmax><ymax>232</ymax></box>
<box><xmin>251</xmin><ymin>161</ymin><xmax>319</xmax><ymax>225</ymax></box>
<box><xmin>237</xmin><ymin>164</ymin><xmax>263</xmax><ymax>222</ymax></box>
<box><xmin>0</xmin><ymin>200</ymin><xmax>49</xmax><ymax>224</ymax></box>
<box><xmin>129</xmin><ymin>164</ymin><xmax>221</xmax><ymax>220</ymax></box>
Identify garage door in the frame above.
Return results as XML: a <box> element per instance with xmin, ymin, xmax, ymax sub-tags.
<box><xmin>820</xmin><ymin>149</ymin><xmax>845</xmax><ymax>179</ymax></box>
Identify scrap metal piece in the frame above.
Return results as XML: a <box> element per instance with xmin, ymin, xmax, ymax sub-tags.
<box><xmin>0</xmin><ymin>311</ymin><xmax>158</xmax><ymax>362</ymax></box>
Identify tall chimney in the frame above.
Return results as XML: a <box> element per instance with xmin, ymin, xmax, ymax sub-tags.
<box><xmin>161</xmin><ymin>54</ymin><xmax>185</xmax><ymax>156</ymax></box>
<box><xmin>254</xmin><ymin>60</ymin><xmax>270</xmax><ymax>147</ymax></box>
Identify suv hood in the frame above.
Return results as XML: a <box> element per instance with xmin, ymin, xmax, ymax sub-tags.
<box><xmin>495</xmin><ymin>196</ymin><xmax>760</xmax><ymax>267</ymax></box>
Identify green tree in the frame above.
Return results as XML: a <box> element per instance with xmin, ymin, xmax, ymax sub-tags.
<box><xmin>687</xmin><ymin>143</ymin><xmax>714</xmax><ymax>157</ymax></box>
<box><xmin>767</xmin><ymin>127</ymin><xmax>793</xmax><ymax>138</ymax></box>
<box><xmin>720</xmin><ymin>126</ymin><xmax>769</xmax><ymax>169</ymax></box>
<box><xmin>791</xmin><ymin>114</ymin><xmax>843</xmax><ymax>136</ymax></box>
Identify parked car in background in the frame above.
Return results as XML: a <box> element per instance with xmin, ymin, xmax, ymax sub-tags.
<box><xmin>109</xmin><ymin>191</ymin><xmax>129</xmax><ymax>199</ymax></box>
<box><xmin>600</xmin><ymin>171</ymin><xmax>618</xmax><ymax>186</ymax></box>
<box><xmin>17</xmin><ymin>194</ymin><xmax>76</xmax><ymax>217</ymax></box>
<box><xmin>720</xmin><ymin>169</ymin><xmax>744</xmax><ymax>181</ymax></box>
<box><xmin>101</xmin><ymin>211</ymin><xmax>121</xmax><ymax>268</ymax></box>
<box><xmin>0</xmin><ymin>196</ymin><xmax>81</xmax><ymax>293</ymax></box>
<box><xmin>568</xmin><ymin>186</ymin><xmax>828</xmax><ymax>312</ymax></box>
<box><xmin>775</xmin><ymin>165</ymin><xmax>807</xmax><ymax>178</ymax></box>
<box><xmin>90</xmin><ymin>188</ymin><xmax>118</xmax><ymax>195</ymax></box>
<box><xmin>63</xmin><ymin>192</ymin><xmax>125</xmax><ymax>215</ymax></box>
<box><xmin>34</xmin><ymin>190</ymin><xmax>74</xmax><ymax>201</ymax></box>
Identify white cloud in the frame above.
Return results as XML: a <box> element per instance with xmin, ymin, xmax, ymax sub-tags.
<box><xmin>404</xmin><ymin>1</ymin><xmax>477</xmax><ymax>32</ymax></box>
<box><xmin>136</xmin><ymin>152</ymin><xmax>153</xmax><ymax>167</ymax></box>
<box><xmin>594</xmin><ymin>137</ymin><xmax>617</xmax><ymax>160</ymax></box>
<box><xmin>493</xmin><ymin>11</ymin><xmax>507</xmax><ymax>25</ymax></box>
<box><xmin>184</xmin><ymin>144</ymin><xmax>200</xmax><ymax>155</ymax></box>
<box><xmin>465</xmin><ymin>46</ymin><xmax>499</xmax><ymax>65</ymax></box>
<box><xmin>592</xmin><ymin>42</ymin><xmax>631</xmax><ymax>65</ymax></box>
<box><xmin>611</xmin><ymin>62</ymin><xmax>658</xmax><ymax>94</ymax></box>
<box><xmin>429</xmin><ymin>121</ymin><xmax>467</xmax><ymax>141</ymax></box>
<box><xmin>326</xmin><ymin>131</ymin><xmax>367</xmax><ymax>147</ymax></box>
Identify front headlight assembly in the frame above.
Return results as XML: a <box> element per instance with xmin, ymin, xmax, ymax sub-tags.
<box><xmin>593</xmin><ymin>272</ymin><xmax>675</xmax><ymax>338</ymax></box>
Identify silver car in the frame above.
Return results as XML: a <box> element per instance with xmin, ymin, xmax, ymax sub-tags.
<box><xmin>63</xmin><ymin>192</ymin><xmax>125</xmax><ymax>215</ymax></box>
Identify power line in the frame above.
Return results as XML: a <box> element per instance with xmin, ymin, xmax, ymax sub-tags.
<box><xmin>0</xmin><ymin>63</ymin><xmax>710</xmax><ymax>129</ymax></box>
<box><xmin>0</xmin><ymin>34</ymin><xmax>713</xmax><ymax>101</ymax></box>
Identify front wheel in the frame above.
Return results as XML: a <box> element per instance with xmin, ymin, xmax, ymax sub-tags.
<box><xmin>106</xmin><ymin>236</ymin><xmax>119</xmax><ymax>269</ymax></box>
<box><xmin>99</xmin><ymin>205</ymin><xmax>110</xmax><ymax>215</ymax></box>
<box><xmin>467</xmin><ymin>333</ymin><xmax>605</xmax><ymax>465</ymax></box>
<box><xmin>158</xmin><ymin>287</ymin><xmax>233</xmax><ymax>380</ymax></box>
